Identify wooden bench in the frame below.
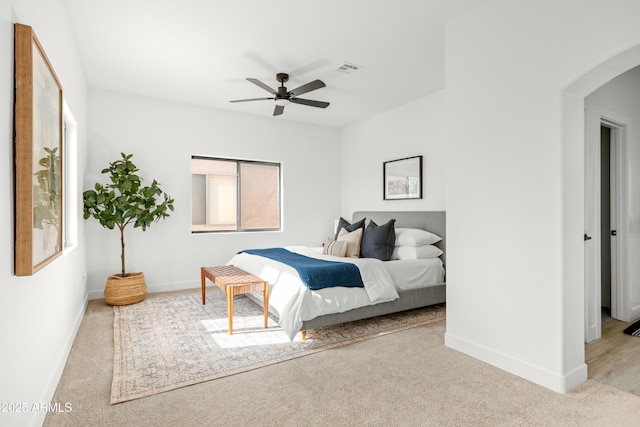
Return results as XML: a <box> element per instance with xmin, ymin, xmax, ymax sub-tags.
<box><xmin>200</xmin><ymin>265</ymin><xmax>269</xmax><ymax>335</ymax></box>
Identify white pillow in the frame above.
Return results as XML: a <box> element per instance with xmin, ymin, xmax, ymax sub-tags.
<box><xmin>394</xmin><ymin>228</ymin><xmax>442</xmax><ymax>246</ymax></box>
<box><xmin>392</xmin><ymin>244</ymin><xmax>443</xmax><ymax>260</ymax></box>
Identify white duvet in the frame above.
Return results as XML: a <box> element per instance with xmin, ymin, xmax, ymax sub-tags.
<box><xmin>226</xmin><ymin>246</ymin><xmax>399</xmax><ymax>340</ymax></box>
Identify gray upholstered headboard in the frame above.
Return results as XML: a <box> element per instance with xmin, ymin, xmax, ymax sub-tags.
<box><xmin>352</xmin><ymin>211</ymin><xmax>446</xmax><ymax>265</ymax></box>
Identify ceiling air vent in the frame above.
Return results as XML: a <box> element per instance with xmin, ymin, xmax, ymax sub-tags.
<box><xmin>337</xmin><ymin>62</ymin><xmax>362</xmax><ymax>73</ymax></box>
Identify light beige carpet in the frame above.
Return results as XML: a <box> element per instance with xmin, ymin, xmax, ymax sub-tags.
<box><xmin>111</xmin><ymin>291</ymin><xmax>445</xmax><ymax>404</ymax></box>
<box><xmin>45</xmin><ymin>290</ymin><xmax>640</xmax><ymax>427</ymax></box>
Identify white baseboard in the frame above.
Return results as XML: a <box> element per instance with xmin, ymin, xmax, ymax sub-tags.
<box><xmin>444</xmin><ymin>332</ymin><xmax>588</xmax><ymax>394</ymax></box>
<box><xmin>147</xmin><ymin>280</ymin><xmax>200</xmax><ymax>294</ymax></box>
<box><xmin>87</xmin><ymin>280</ymin><xmax>200</xmax><ymax>300</ymax></box>
<box><xmin>32</xmin><ymin>293</ymin><xmax>89</xmax><ymax>427</ymax></box>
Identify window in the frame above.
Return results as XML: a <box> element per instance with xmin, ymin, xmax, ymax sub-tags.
<box><xmin>63</xmin><ymin>100</ymin><xmax>78</xmax><ymax>251</ymax></box>
<box><xmin>191</xmin><ymin>156</ymin><xmax>281</xmax><ymax>233</ymax></box>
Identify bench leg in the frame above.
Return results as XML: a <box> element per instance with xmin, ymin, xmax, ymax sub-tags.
<box><xmin>227</xmin><ymin>290</ymin><xmax>233</xmax><ymax>335</ymax></box>
<box><xmin>201</xmin><ymin>270</ymin><xmax>206</xmax><ymax>305</ymax></box>
<box><xmin>263</xmin><ymin>282</ymin><xmax>269</xmax><ymax>329</ymax></box>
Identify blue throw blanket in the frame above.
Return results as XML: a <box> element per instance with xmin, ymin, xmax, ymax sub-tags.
<box><xmin>238</xmin><ymin>248</ymin><xmax>364</xmax><ymax>291</ymax></box>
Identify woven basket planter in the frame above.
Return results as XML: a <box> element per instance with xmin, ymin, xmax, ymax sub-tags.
<box><xmin>104</xmin><ymin>272</ymin><xmax>147</xmax><ymax>306</ymax></box>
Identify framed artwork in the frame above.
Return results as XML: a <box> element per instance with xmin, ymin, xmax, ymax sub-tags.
<box><xmin>383</xmin><ymin>155</ymin><xmax>422</xmax><ymax>200</ymax></box>
<box><xmin>14</xmin><ymin>24</ymin><xmax>64</xmax><ymax>276</ymax></box>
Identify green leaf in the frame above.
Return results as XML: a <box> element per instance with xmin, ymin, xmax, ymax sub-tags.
<box><xmin>82</xmin><ymin>153</ymin><xmax>174</xmax><ymax>275</ymax></box>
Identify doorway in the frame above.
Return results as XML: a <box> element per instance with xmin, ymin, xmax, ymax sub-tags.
<box><xmin>600</xmin><ymin>124</ymin><xmax>614</xmax><ymax>324</ymax></box>
<box><xmin>584</xmin><ymin>105</ymin><xmax>629</xmax><ymax>342</ymax></box>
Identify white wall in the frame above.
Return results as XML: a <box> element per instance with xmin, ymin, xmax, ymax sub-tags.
<box><xmin>86</xmin><ymin>90</ymin><xmax>341</xmax><ymax>296</ymax></box>
<box><xmin>0</xmin><ymin>1</ymin><xmax>88</xmax><ymax>426</ymax></box>
<box><xmin>444</xmin><ymin>0</ymin><xmax>640</xmax><ymax>393</ymax></box>
<box><xmin>340</xmin><ymin>90</ymin><xmax>446</xmax><ymax>217</ymax></box>
<box><xmin>586</xmin><ymin>66</ymin><xmax>640</xmax><ymax>318</ymax></box>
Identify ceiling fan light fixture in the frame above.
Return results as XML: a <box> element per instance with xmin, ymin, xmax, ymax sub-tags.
<box><xmin>275</xmin><ymin>98</ymin><xmax>290</xmax><ymax>107</ymax></box>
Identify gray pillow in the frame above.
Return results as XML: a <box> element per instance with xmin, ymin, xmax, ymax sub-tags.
<box><xmin>360</xmin><ymin>219</ymin><xmax>396</xmax><ymax>261</ymax></box>
<box><xmin>334</xmin><ymin>217</ymin><xmax>366</xmax><ymax>240</ymax></box>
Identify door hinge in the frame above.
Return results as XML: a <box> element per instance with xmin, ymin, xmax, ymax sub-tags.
<box><xmin>611</xmin><ymin>230</ymin><xmax>617</xmax><ymax>236</ymax></box>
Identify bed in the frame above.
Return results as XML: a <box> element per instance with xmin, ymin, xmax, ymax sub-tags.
<box><xmin>226</xmin><ymin>211</ymin><xmax>445</xmax><ymax>340</ymax></box>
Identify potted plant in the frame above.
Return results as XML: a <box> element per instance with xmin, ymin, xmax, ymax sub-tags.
<box><xmin>83</xmin><ymin>153</ymin><xmax>174</xmax><ymax>305</ymax></box>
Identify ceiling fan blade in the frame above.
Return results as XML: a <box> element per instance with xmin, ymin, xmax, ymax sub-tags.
<box><xmin>273</xmin><ymin>104</ymin><xmax>284</xmax><ymax>116</ymax></box>
<box><xmin>290</xmin><ymin>97</ymin><xmax>330</xmax><ymax>108</ymax></box>
<box><xmin>230</xmin><ymin>97</ymin><xmax>274</xmax><ymax>103</ymax></box>
<box><xmin>247</xmin><ymin>78</ymin><xmax>277</xmax><ymax>95</ymax></box>
<box><xmin>288</xmin><ymin>79</ymin><xmax>325</xmax><ymax>97</ymax></box>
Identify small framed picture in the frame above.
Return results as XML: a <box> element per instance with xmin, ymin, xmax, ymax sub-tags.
<box><xmin>383</xmin><ymin>155</ymin><xmax>422</xmax><ymax>200</ymax></box>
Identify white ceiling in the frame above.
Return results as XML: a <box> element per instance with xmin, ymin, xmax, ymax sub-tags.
<box><xmin>63</xmin><ymin>0</ymin><xmax>485</xmax><ymax>128</ymax></box>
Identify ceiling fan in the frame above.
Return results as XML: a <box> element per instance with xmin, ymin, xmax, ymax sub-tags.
<box><xmin>230</xmin><ymin>73</ymin><xmax>330</xmax><ymax>116</ymax></box>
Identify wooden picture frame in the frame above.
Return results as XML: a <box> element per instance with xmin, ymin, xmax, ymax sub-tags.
<box><xmin>383</xmin><ymin>155</ymin><xmax>423</xmax><ymax>200</ymax></box>
<box><xmin>14</xmin><ymin>24</ymin><xmax>64</xmax><ymax>276</ymax></box>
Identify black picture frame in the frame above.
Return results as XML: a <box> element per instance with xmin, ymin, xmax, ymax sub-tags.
<box><xmin>383</xmin><ymin>155</ymin><xmax>422</xmax><ymax>200</ymax></box>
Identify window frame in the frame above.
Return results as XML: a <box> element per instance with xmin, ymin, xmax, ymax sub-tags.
<box><xmin>191</xmin><ymin>155</ymin><xmax>282</xmax><ymax>233</ymax></box>
<box><xmin>62</xmin><ymin>100</ymin><xmax>78</xmax><ymax>253</ymax></box>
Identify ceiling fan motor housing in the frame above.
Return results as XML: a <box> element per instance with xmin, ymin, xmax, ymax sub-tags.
<box><xmin>276</xmin><ymin>73</ymin><xmax>289</xmax><ymax>99</ymax></box>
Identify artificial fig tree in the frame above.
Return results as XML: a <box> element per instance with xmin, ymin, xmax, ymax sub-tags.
<box><xmin>83</xmin><ymin>153</ymin><xmax>174</xmax><ymax>277</ymax></box>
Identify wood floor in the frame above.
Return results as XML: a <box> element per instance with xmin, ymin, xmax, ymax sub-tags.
<box><xmin>585</xmin><ymin>317</ymin><xmax>640</xmax><ymax>395</ymax></box>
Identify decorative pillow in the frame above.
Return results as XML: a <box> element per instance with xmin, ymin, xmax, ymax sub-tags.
<box><xmin>392</xmin><ymin>244</ymin><xmax>443</xmax><ymax>260</ymax></box>
<box><xmin>323</xmin><ymin>238</ymin><xmax>347</xmax><ymax>257</ymax></box>
<box><xmin>334</xmin><ymin>217</ymin><xmax>366</xmax><ymax>240</ymax></box>
<box><xmin>394</xmin><ymin>228</ymin><xmax>442</xmax><ymax>247</ymax></box>
<box><xmin>360</xmin><ymin>219</ymin><xmax>396</xmax><ymax>261</ymax></box>
<box><xmin>337</xmin><ymin>227</ymin><xmax>363</xmax><ymax>258</ymax></box>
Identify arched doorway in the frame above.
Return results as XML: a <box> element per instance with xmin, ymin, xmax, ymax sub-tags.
<box><xmin>563</xmin><ymin>46</ymin><xmax>640</xmax><ymax>369</ymax></box>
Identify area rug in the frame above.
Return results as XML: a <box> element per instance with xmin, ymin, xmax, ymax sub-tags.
<box><xmin>111</xmin><ymin>291</ymin><xmax>446</xmax><ymax>404</ymax></box>
<box><xmin>623</xmin><ymin>319</ymin><xmax>640</xmax><ymax>337</ymax></box>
